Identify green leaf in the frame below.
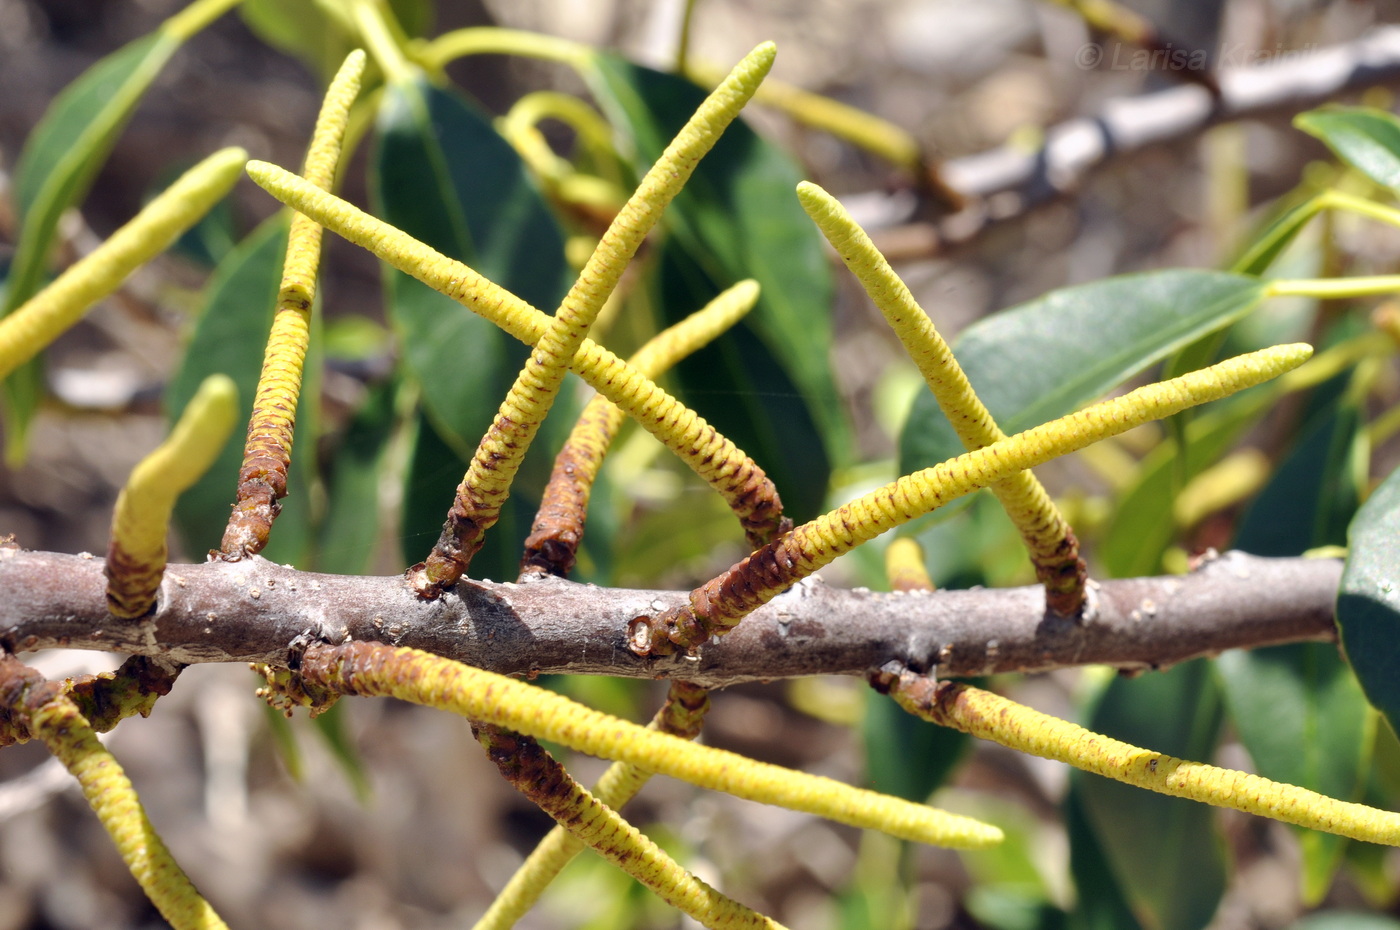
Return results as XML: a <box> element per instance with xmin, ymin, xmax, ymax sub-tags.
<box><xmin>1073</xmin><ymin>662</ymin><xmax>1228</xmax><ymax>930</ymax></box>
<box><xmin>241</xmin><ymin>0</ymin><xmax>355</xmax><ymax>81</ymax></box>
<box><xmin>653</xmin><ymin>240</ymin><xmax>831</xmax><ymax>519</ymax></box>
<box><xmin>898</xmin><ymin>271</ymin><xmax>1266</xmax><ymax>482</ymax></box>
<box><xmin>1295</xmin><ymin>107</ymin><xmax>1400</xmax><ymax>196</ymax></box>
<box><xmin>4</xmin><ymin>32</ymin><xmax>181</xmax><ymax>459</ymax></box>
<box><xmin>168</xmin><ymin>218</ymin><xmax>315</xmax><ymax>566</ymax></box>
<box><xmin>1065</xmin><ymin>788</ymin><xmax>1144</xmax><ymax>930</ymax></box>
<box><xmin>1222</xmin><ymin>383</ymin><xmax>1372</xmax><ymax>902</ymax></box>
<box><xmin>863</xmin><ymin>691</ymin><xmax>968</xmax><ymax>803</ymax></box>
<box><xmin>371</xmin><ymin>75</ymin><xmax>570</xmax><ymax>455</ymax></box>
<box><xmin>1338</xmin><ymin>465</ymin><xmax>1400</xmax><ymax>741</ymax></box>
<box><xmin>1229</xmin><ymin>191</ymin><xmax>1326</xmax><ymax>277</ymax></box>
<box><xmin>587</xmin><ymin>54</ymin><xmax>846</xmax><ymax>512</ymax></box>
<box><xmin>315</xmin><ymin>376</ymin><xmax>399</xmax><ymax>575</ymax></box>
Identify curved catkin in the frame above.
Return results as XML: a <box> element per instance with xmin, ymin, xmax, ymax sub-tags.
<box><xmin>416</xmin><ymin>46</ymin><xmax>776</xmax><ymax>593</ymax></box>
<box><xmin>522</xmin><ymin>280</ymin><xmax>760</xmax><ymax>576</ymax></box>
<box><xmin>23</xmin><ymin>687</ymin><xmax>229</xmax><ymax>929</ymax></box>
<box><xmin>0</xmin><ymin>148</ymin><xmax>246</xmax><ymax>382</ymax></box>
<box><xmin>246</xmin><ymin>162</ymin><xmax>788</xmax><ymax>550</ymax></box>
<box><xmin>798</xmin><ymin>181</ymin><xmax>1085</xmax><ymax>613</ymax></box>
<box><xmin>893</xmin><ymin>676</ymin><xmax>1400</xmax><ymax>846</ymax></box>
<box><xmin>297</xmin><ymin>641</ymin><xmax>1002</xmax><ymax>848</ymax></box>
<box><xmin>474</xmin><ymin>723</ymin><xmax>782</xmax><ymax>929</ymax></box>
<box><xmin>106</xmin><ymin>375</ymin><xmax>238</xmax><ymax>619</ymax></box>
<box><xmin>473</xmin><ymin>684</ymin><xmax>712</xmax><ymax>929</ymax></box>
<box><xmin>638</xmin><ymin>343</ymin><xmax>1313</xmax><ymax>654</ymax></box>
<box><xmin>222</xmin><ymin>51</ymin><xmax>365</xmax><ymax>558</ymax></box>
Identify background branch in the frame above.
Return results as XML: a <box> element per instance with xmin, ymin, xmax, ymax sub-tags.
<box><xmin>0</xmin><ymin>547</ymin><xmax>1339</xmax><ymax>686</ymax></box>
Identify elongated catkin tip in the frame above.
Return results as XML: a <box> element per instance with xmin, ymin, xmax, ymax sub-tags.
<box><xmin>729</xmin><ymin>278</ymin><xmax>761</xmax><ymax>305</ymax></box>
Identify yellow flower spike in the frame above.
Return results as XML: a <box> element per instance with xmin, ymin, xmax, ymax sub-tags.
<box><xmin>638</xmin><ymin>343</ymin><xmax>1312</xmax><ymax>656</ymax></box>
<box><xmin>0</xmin><ymin>147</ymin><xmax>247</xmax><ymax>382</ymax></box>
<box><xmin>19</xmin><ymin>681</ymin><xmax>229</xmax><ymax>929</ymax></box>
<box><xmin>474</xmin><ymin>683</ymin><xmax>712</xmax><ymax>929</ymax></box>
<box><xmin>889</xmin><ymin>674</ymin><xmax>1400</xmax><ymax>847</ymax></box>
<box><xmin>884</xmin><ymin>537</ymin><xmax>934</xmax><ymax>592</ymax></box>
<box><xmin>295</xmin><ymin>641</ymin><xmax>1002</xmax><ymax>848</ymax></box>
<box><xmin>473</xmin><ymin>723</ymin><xmax>785</xmax><ymax>930</ymax></box>
<box><xmin>106</xmin><ymin>374</ymin><xmax>239</xmax><ymax>620</ymax></box>
<box><xmin>415</xmin><ymin>43</ymin><xmax>778</xmax><ymax>594</ymax></box>
<box><xmin>797</xmin><ymin>181</ymin><xmax>1087</xmax><ymax>614</ymax></box>
<box><xmin>247</xmin><ymin>162</ymin><xmax>789</xmax><ymax>554</ymax></box>
<box><xmin>222</xmin><ymin>50</ymin><xmax>365</xmax><ymax>559</ymax></box>
<box><xmin>522</xmin><ymin>280</ymin><xmax>760</xmax><ymax>576</ymax></box>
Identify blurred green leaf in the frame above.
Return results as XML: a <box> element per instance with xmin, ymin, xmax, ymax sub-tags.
<box><xmin>4</xmin><ymin>32</ymin><xmax>182</xmax><ymax>459</ymax></box>
<box><xmin>1073</xmin><ymin>661</ymin><xmax>1228</xmax><ymax>930</ymax></box>
<box><xmin>587</xmin><ymin>54</ymin><xmax>844</xmax><ymax>518</ymax></box>
<box><xmin>1065</xmin><ymin>788</ymin><xmax>1144</xmax><ymax>930</ymax></box>
<box><xmin>1230</xmin><ymin>192</ymin><xmax>1325</xmax><ymax>277</ymax></box>
<box><xmin>898</xmin><ymin>271</ymin><xmax>1265</xmax><ymax>490</ymax></box>
<box><xmin>1295</xmin><ymin>107</ymin><xmax>1400</xmax><ymax>196</ymax></box>
<box><xmin>863</xmin><ymin>691</ymin><xmax>968</xmax><ymax>803</ymax></box>
<box><xmin>168</xmin><ymin>217</ymin><xmax>316</xmax><ymax>566</ymax></box>
<box><xmin>1338</xmin><ymin>466</ymin><xmax>1400</xmax><ymax>740</ymax></box>
<box><xmin>316</xmin><ymin>377</ymin><xmax>398</xmax><ymax>575</ymax></box>
<box><xmin>240</xmin><ymin>0</ymin><xmax>354</xmax><ymax>82</ymax></box>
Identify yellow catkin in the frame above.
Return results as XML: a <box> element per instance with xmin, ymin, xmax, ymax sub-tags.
<box><xmin>222</xmin><ymin>50</ymin><xmax>365</xmax><ymax>558</ymax></box>
<box><xmin>474</xmin><ymin>684</ymin><xmax>712</xmax><ymax>930</ymax></box>
<box><xmin>26</xmin><ymin>689</ymin><xmax>229</xmax><ymax>929</ymax></box>
<box><xmin>246</xmin><ymin>162</ymin><xmax>787</xmax><ymax>548</ymax></box>
<box><xmin>896</xmin><ymin>678</ymin><xmax>1400</xmax><ymax>846</ymax></box>
<box><xmin>105</xmin><ymin>375</ymin><xmax>239</xmax><ymax>619</ymax></box>
<box><xmin>640</xmin><ymin>343</ymin><xmax>1312</xmax><ymax>654</ymax></box>
<box><xmin>521</xmin><ymin>280</ymin><xmax>759</xmax><ymax>576</ymax></box>
<box><xmin>884</xmin><ymin>537</ymin><xmax>934</xmax><ymax>592</ymax></box>
<box><xmin>298</xmin><ymin>642</ymin><xmax>1002</xmax><ymax>848</ymax></box>
<box><xmin>417</xmin><ymin>44</ymin><xmax>777</xmax><ymax>592</ymax></box>
<box><xmin>0</xmin><ymin>148</ymin><xmax>246</xmax><ymax>382</ymax></box>
<box><xmin>474</xmin><ymin>719</ymin><xmax>779</xmax><ymax>930</ymax></box>
<box><xmin>797</xmin><ymin>181</ymin><xmax>1086</xmax><ymax>612</ymax></box>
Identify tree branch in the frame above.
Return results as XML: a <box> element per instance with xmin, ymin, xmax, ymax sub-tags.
<box><xmin>848</xmin><ymin>25</ymin><xmax>1400</xmax><ymax>252</ymax></box>
<box><xmin>0</xmin><ymin>547</ymin><xmax>1339</xmax><ymax>686</ymax></box>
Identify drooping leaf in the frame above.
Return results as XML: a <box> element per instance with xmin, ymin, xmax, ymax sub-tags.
<box><xmin>898</xmin><ymin>271</ymin><xmax>1266</xmax><ymax>484</ymax></box>
<box><xmin>240</xmin><ymin>0</ymin><xmax>356</xmax><ymax>83</ymax></box>
<box><xmin>4</xmin><ymin>32</ymin><xmax>182</xmax><ymax>459</ymax></box>
<box><xmin>587</xmin><ymin>54</ymin><xmax>845</xmax><ymax>516</ymax></box>
<box><xmin>1073</xmin><ymin>662</ymin><xmax>1228</xmax><ymax>930</ymax></box>
<box><xmin>1338</xmin><ymin>465</ymin><xmax>1400</xmax><ymax>740</ymax></box>
<box><xmin>864</xmin><ymin>690</ymin><xmax>968</xmax><ymax>803</ymax></box>
<box><xmin>1295</xmin><ymin>107</ymin><xmax>1400</xmax><ymax>197</ymax></box>
<box><xmin>1065</xmin><ymin>788</ymin><xmax>1144</xmax><ymax>930</ymax></box>
<box><xmin>168</xmin><ymin>217</ymin><xmax>315</xmax><ymax>566</ymax></box>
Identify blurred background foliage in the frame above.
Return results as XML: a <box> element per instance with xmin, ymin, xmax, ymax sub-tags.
<box><xmin>4</xmin><ymin>0</ymin><xmax>1400</xmax><ymax>928</ymax></box>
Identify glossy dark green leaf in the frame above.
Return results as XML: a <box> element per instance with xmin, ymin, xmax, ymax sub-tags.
<box><xmin>587</xmin><ymin>55</ymin><xmax>847</xmax><ymax>494</ymax></box>
<box><xmin>4</xmin><ymin>32</ymin><xmax>181</xmax><ymax>458</ymax></box>
<box><xmin>1295</xmin><ymin>107</ymin><xmax>1400</xmax><ymax>196</ymax></box>
<box><xmin>167</xmin><ymin>218</ymin><xmax>315</xmax><ymax>566</ymax></box>
<box><xmin>1222</xmin><ymin>382</ymin><xmax>1371</xmax><ymax>901</ymax></box>
<box><xmin>1073</xmin><ymin>661</ymin><xmax>1228</xmax><ymax>930</ymax></box>
<box><xmin>1338</xmin><ymin>465</ymin><xmax>1400</xmax><ymax>740</ymax></box>
<box><xmin>653</xmin><ymin>240</ymin><xmax>830</xmax><ymax>519</ymax></box>
<box><xmin>372</xmin><ymin>75</ymin><xmax>569</xmax><ymax>455</ymax></box>
<box><xmin>900</xmin><ymin>271</ymin><xmax>1265</xmax><ymax>480</ymax></box>
<box><xmin>315</xmin><ymin>376</ymin><xmax>399</xmax><ymax>575</ymax></box>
